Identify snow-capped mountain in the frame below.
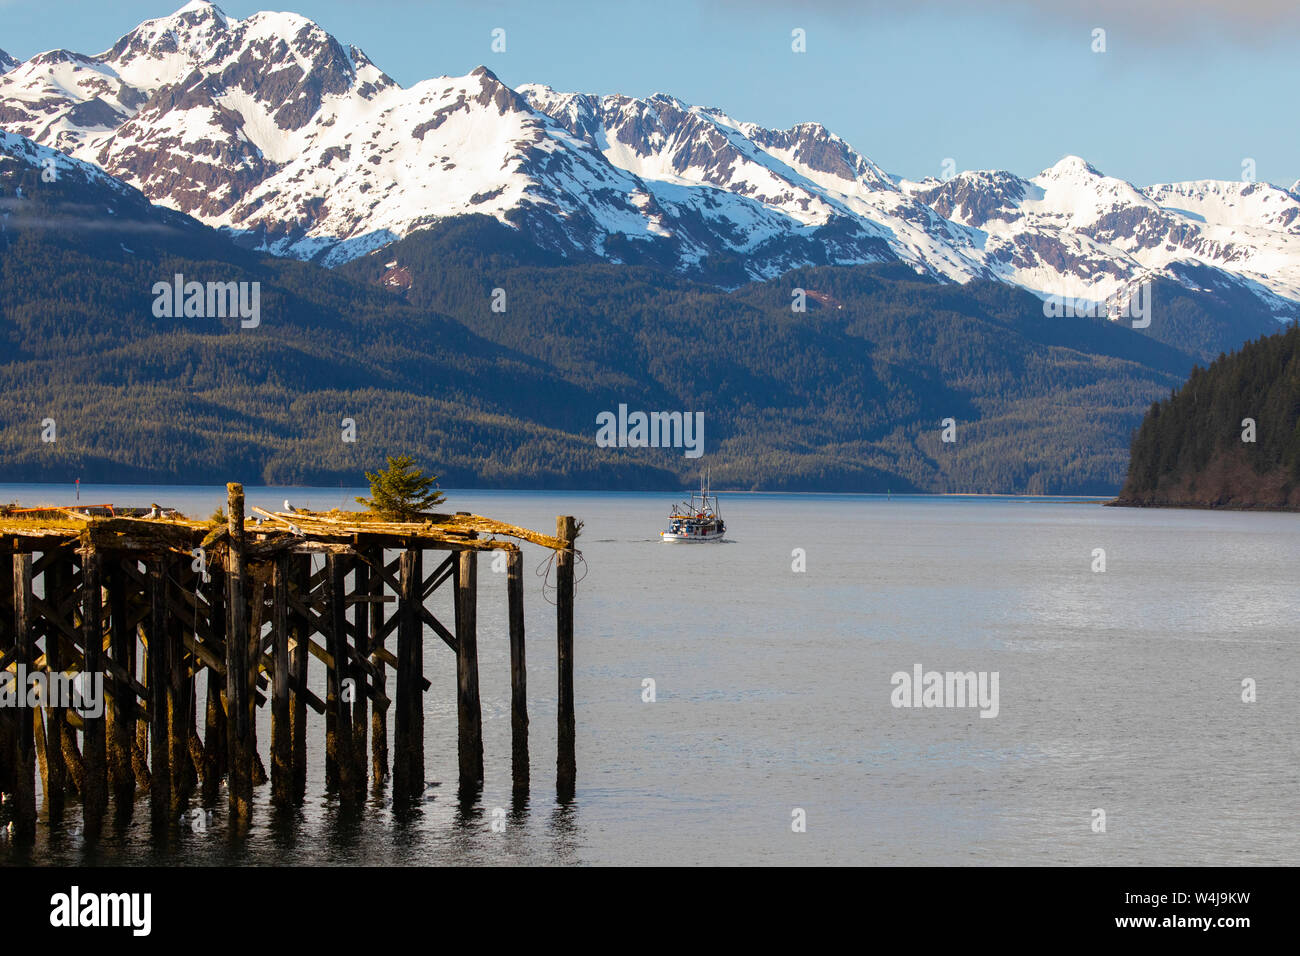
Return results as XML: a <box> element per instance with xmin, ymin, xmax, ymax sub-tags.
<box><xmin>514</xmin><ymin>85</ymin><xmax>981</xmax><ymax>281</ymax></box>
<box><xmin>2</xmin><ymin>0</ymin><xmax>1299</xmax><ymax>321</ymax></box>
<box><xmin>904</xmin><ymin>159</ymin><xmax>1300</xmax><ymax>312</ymax></box>
<box><xmin>2</xmin><ymin>126</ymin><xmax>142</xmax><ymax>202</ymax></box>
<box><xmin>0</xmin><ymin>50</ymin><xmax>18</xmax><ymax>73</ymax></box>
<box><xmin>1</xmin><ymin>124</ymin><xmax>215</xmax><ymax>251</ymax></box>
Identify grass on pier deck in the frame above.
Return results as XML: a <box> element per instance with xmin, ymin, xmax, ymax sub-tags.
<box><xmin>0</xmin><ymin>506</ymin><xmax>570</xmax><ymax>553</ymax></box>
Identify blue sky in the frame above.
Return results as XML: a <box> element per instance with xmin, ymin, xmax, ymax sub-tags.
<box><xmin>2</xmin><ymin>0</ymin><xmax>1297</xmax><ymax>187</ymax></box>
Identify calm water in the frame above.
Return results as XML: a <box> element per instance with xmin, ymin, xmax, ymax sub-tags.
<box><xmin>2</xmin><ymin>483</ymin><xmax>1298</xmax><ymax>866</ymax></box>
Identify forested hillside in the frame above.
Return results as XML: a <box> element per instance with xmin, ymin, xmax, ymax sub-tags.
<box><xmin>338</xmin><ymin>217</ymin><xmax>1207</xmax><ymax>493</ymax></box>
<box><xmin>0</xmin><ymin>155</ymin><xmax>1258</xmax><ymax>493</ymax></box>
<box><xmin>1116</xmin><ymin>326</ymin><xmax>1300</xmax><ymax>509</ymax></box>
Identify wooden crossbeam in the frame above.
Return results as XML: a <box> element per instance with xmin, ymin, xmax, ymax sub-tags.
<box><xmin>359</xmin><ymin>551</ymin><xmax>458</xmax><ymax>654</ymax></box>
<box><xmin>422</xmin><ymin>554</ymin><xmax>455</xmax><ymax>599</ymax></box>
<box><xmin>32</xmin><ymin>542</ymin><xmax>80</xmax><ymax>578</ymax></box>
<box><xmin>29</xmin><ymin>594</ymin><xmax>81</xmax><ymax>648</ymax></box>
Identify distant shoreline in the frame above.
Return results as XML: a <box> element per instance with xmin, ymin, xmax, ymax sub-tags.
<box><xmin>1107</xmin><ymin>497</ymin><xmax>1300</xmax><ymax>513</ymax></box>
<box><xmin>0</xmin><ymin>480</ymin><xmax>1114</xmax><ymax>503</ymax></box>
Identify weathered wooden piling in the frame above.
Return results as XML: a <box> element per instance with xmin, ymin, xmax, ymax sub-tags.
<box><xmin>329</xmin><ymin>554</ymin><xmax>360</xmax><ymax>800</ymax></box>
<box><xmin>166</xmin><ymin>561</ymin><xmax>192</xmax><ymax>815</ymax></box>
<box><xmin>0</xmin><ymin>554</ymin><xmax>16</xmax><ymax>810</ymax></box>
<box><xmin>225</xmin><ymin>483</ymin><xmax>253</xmax><ymax>821</ymax></box>
<box><xmin>323</xmin><ymin>557</ymin><xmax>339</xmax><ymax>792</ymax></box>
<box><xmin>247</xmin><ymin>578</ymin><xmax>267</xmax><ymax>791</ymax></box>
<box><xmin>455</xmin><ymin>550</ymin><xmax>483</xmax><ymax>789</ymax></box>
<box><xmin>0</xmin><ymin>495</ymin><xmax>580</xmax><ymax>833</ymax></box>
<box><xmin>555</xmin><ymin>516</ymin><xmax>577</xmax><ymax>799</ymax></box>
<box><xmin>288</xmin><ymin>554</ymin><xmax>309</xmax><ymax>802</ymax></box>
<box><xmin>33</xmin><ymin>694</ymin><xmax>50</xmax><ymax>812</ymax></box>
<box><xmin>147</xmin><ymin>557</ymin><xmax>171</xmax><ymax>823</ymax></box>
<box><xmin>106</xmin><ymin>560</ymin><xmax>135</xmax><ymax>811</ymax></box>
<box><xmin>201</xmin><ymin>564</ymin><xmax>226</xmax><ymax>803</ymax></box>
<box><xmin>270</xmin><ymin>555</ymin><xmax>291</xmax><ymax>806</ymax></box>
<box><xmin>79</xmin><ymin>549</ymin><xmax>107</xmax><ymax>833</ymax></box>
<box><xmin>351</xmin><ymin>557</ymin><xmax>370</xmax><ymax>789</ymax></box>
<box><xmin>393</xmin><ymin>548</ymin><xmax>422</xmax><ymax>802</ymax></box>
<box><xmin>133</xmin><ymin>705</ymin><xmax>151</xmax><ymax>794</ymax></box>
<box><xmin>367</xmin><ymin>546</ymin><xmax>388</xmax><ymax>787</ymax></box>
<box><xmin>42</xmin><ymin>553</ymin><xmax>70</xmax><ymax>821</ymax></box>
<box><xmin>61</xmin><ymin>730</ymin><xmax>85</xmax><ymax>799</ymax></box>
<box><xmin>507</xmin><ymin>548</ymin><xmax>528</xmax><ymax>793</ymax></box>
<box><xmin>12</xmin><ymin>554</ymin><xmax>37</xmax><ymax>840</ymax></box>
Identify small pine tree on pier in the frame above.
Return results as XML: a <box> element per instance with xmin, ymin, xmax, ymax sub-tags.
<box><xmin>356</xmin><ymin>455</ymin><xmax>446</xmax><ymax>520</ymax></box>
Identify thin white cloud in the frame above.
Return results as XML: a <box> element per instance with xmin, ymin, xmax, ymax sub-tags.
<box><xmin>724</xmin><ymin>0</ymin><xmax>1300</xmax><ymax>42</ymax></box>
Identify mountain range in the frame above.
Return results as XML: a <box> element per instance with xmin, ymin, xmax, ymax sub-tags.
<box><xmin>2</xmin><ymin>0</ymin><xmax>1300</xmax><ymax>328</ymax></box>
<box><xmin>2</xmin><ymin>2</ymin><xmax>1299</xmax><ymax>495</ymax></box>
<box><xmin>2</xmin><ymin>121</ymin><xmax>1217</xmax><ymax>493</ymax></box>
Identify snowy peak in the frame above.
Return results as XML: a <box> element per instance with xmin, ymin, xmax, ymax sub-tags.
<box><xmin>518</xmin><ymin>84</ymin><xmax>897</xmax><ymax>222</ymax></box>
<box><xmin>904</xmin><ymin>170</ymin><xmax>1030</xmax><ymax>228</ymax></box>
<box><xmin>0</xmin><ymin>50</ymin><xmax>19</xmax><ymax>73</ymax></box>
<box><xmin>746</xmin><ymin>121</ymin><xmax>894</xmax><ymax>192</ymax></box>
<box><xmin>0</xmin><ymin>0</ymin><xmax>396</xmax><ymax>155</ymax></box>
<box><xmin>100</xmin><ymin>2</ymin><xmax>392</xmax><ymax>122</ymax></box>
<box><xmin>99</xmin><ymin>0</ymin><xmax>233</xmax><ymax>88</ymax></box>
<box><xmin>463</xmin><ymin>64</ymin><xmax>534</xmax><ymax>115</ymax></box>
<box><xmin>1144</xmin><ymin>179</ymin><xmax>1300</xmax><ymax>234</ymax></box>
<box><xmin>1028</xmin><ymin>156</ymin><xmax>1159</xmax><ymax>227</ymax></box>
<box><xmin>0</xmin><ymin>50</ymin><xmax>144</xmax><ymax>152</ymax></box>
<box><xmin>1038</xmin><ymin>154</ymin><xmax>1102</xmax><ymax>181</ymax></box>
<box><xmin>7</xmin><ymin>1</ymin><xmax>399</xmax><ymax>222</ymax></box>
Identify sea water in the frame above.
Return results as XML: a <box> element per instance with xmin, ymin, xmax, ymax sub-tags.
<box><xmin>1</xmin><ymin>484</ymin><xmax>1296</xmax><ymax>866</ymax></box>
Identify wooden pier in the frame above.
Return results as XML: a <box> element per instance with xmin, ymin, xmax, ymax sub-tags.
<box><xmin>0</xmin><ymin>485</ymin><xmax>579</xmax><ymax>839</ymax></box>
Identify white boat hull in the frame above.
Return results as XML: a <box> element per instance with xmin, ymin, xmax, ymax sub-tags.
<box><xmin>661</xmin><ymin>530</ymin><xmax>725</xmax><ymax>542</ymax></box>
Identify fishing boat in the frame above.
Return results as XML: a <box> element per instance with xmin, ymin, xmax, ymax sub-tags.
<box><xmin>661</xmin><ymin>472</ymin><xmax>726</xmax><ymax>542</ymax></box>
